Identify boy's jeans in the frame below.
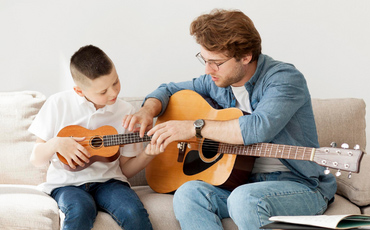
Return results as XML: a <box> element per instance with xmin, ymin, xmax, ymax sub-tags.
<box><xmin>173</xmin><ymin>171</ymin><xmax>328</xmax><ymax>230</ymax></box>
<box><xmin>51</xmin><ymin>179</ymin><xmax>152</xmax><ymax>230</ymax></box>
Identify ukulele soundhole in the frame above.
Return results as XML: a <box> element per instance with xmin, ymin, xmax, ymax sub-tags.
<box><xmin>90</xmin><ymin>136</ymin><xmax>103</xmax><ymax>149</ymax></box>
<box><xmin>183</xmin><ymin>139</ymin><xmax>223</xmax><ymax>175</ymax></box>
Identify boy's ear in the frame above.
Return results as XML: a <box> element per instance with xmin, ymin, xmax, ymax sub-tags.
<box><xmin>73</xmin><ymin>86</ymin><xmax>85</xmax><ymax>97</ymax></box>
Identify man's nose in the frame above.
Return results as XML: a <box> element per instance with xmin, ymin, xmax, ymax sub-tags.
<box><xmin>205</xmin><ymin>63</ymin><xmax>216</xmax><ymax>75</ymax></box>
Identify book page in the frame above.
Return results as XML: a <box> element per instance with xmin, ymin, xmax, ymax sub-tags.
<box><xmin>269</xmin><ymin>215</ymin><xmax>370</xmax><ymax>229</ymax></box>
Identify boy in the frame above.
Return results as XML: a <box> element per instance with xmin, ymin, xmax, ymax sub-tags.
<box><xmin>29</xmin><ymin>45</ymin><xmax>160</xmax><ymax>230</ymax></box>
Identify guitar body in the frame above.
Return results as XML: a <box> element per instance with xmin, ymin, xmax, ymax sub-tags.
<box><xmin>57</xmin><ymin>125</ymin><xmax>120</xmax><ymax>167</ymax></box>
<box><xmin>146</xmin><ymin>90</ymin><xmax>255</xmax><ymax>193</ymax></box>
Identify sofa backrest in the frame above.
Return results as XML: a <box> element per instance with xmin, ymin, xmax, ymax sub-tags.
<box><xmin>312</xmin><ymin>98</ymin><xmax>369</xmax><ymax>207</ymax></box>
<box><xmin>0</xmin><ymin>91</ymin><xmax>48</xmax><ymax>185</ymax></box>
<box><xmin>1</xmin><ymin>91</ymin><xmax>368</xmax><ymax>207</ymax></box>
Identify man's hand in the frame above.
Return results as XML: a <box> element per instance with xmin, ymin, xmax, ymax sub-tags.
<box><xmin>144</xmin><ymin>143</ymin><xmax>165</xmax><ymax>156</ymax></box>
<box><xmin>122</xmin><ymin>109</ymin><xmax>154</xmax><ymax>138</ymax></box>
<box><xmin>147</xmin><ymin>120</ymin><xmax>195</xmax><ymax>150</ymax></box>
<box><xmin>122</xmin><ymin>98</ymin><xmax>162</xmax><ymax>138</ymax></box>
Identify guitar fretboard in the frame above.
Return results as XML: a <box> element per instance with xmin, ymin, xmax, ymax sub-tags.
<box><xmin>218</xmin><ymin>142</ymin><xmax>315</xmax><ymax>161</ymax></box>
<box><xmin>103</xmin><ymin>132</ymin><xmax>152</xmax><ymax>147</ymax></box>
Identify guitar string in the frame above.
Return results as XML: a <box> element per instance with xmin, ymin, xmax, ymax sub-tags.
<box><xmin>63</xmin><ymin>137</ymin><xmax>312</xmax><ymax>159</ymax></box>
<box><xmin>70</xmin><ymin>138</ymin><xmax>312</xmax><ymax>155</ymax></box>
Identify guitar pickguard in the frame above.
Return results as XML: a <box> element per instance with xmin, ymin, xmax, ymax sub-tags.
<box><xmin>183</xmin><ymin>139</ymin><xmax>223</xmax><ymax>175</ymax></box>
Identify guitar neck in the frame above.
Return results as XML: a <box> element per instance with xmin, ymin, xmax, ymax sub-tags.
<box><xmin>103</xmin><ymin>132</ymin><xmax>152</xmax><ymax>147</ymax></box>
<box><xmin>219</xmin><ymin>142</ymin><xmax>315</xmax><ymax>161</ymax></box>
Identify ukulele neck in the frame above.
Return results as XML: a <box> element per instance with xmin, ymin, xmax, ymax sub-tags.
<box><xmin>103</xmin><ymin>133</ymin><xmax>152</xmax><ymax>147</ymax></box>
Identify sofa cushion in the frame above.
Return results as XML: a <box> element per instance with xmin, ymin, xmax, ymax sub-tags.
<box><xmin>312</xmin><ymin>98</ymin><xmax>369</xmax><ymax>206</ymax></box>
<box><xmin>361</xmin><ymin>206</ymin><xmax>370</xmax><ymax>215</ymax></box>
<box><xmin>333</xmin><ymin>153</ymin><xmax>370</xmax><ymax>206</ymax></box>
<box><xmin>0</xmin><ymin>91</ymin><xmax>48</xmax><ymax>185</ymax></box>
<box><xmin>133</xmin><ymin>185</ymin><xmax>238</xmax><ymax>230</ymax></box>
<box><xmin>324</xmin><ymin>194</ymin><xmax>361</xmax><ymax>215</ymax></box>
<box><xmin>312</xmin><ymin>98</ymin><xmax>366</xmax><ymax>150</ymax></box>
<box><xmin>0</xmin><ymin>185</ymin><xmax>59</xmax><ymax>230</ymax></box>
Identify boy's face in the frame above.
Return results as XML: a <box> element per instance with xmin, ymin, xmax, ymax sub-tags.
<box><xmin>74</xmin><ymin>65</ymin><xmax>121</xmax><ymax>109</ymax></box>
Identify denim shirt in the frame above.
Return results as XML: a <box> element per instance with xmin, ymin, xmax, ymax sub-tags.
<box><xmin>145</xmin><ymin>54</ymin><xmax>337</xmax><ymax>202</ymax></box>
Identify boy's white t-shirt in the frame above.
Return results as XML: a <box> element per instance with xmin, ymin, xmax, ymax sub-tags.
<box><xmin>231</xmin><ymin>86</ymin><xmax>290</xmax><ymax>174</ymax></box>
<box><xmin>28</xmin><ymin>90</ymin><xmax>144</xmax><ymax>194</ymax></box>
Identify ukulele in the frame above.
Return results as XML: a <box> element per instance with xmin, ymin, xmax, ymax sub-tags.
<box><xmin>57</xmin><ymin>125</ymin><xmax>151</xmax><ymax>171</ymax></box>
<box><xmin>144</xmin><ymin>90</ymin><xmax>364</xmax><ymax>193</ymax></box>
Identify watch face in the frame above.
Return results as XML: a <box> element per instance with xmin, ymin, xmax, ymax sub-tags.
<box><xmin>194</xmin><ymin>119</ymin><xmax>204</xmax><ymax>127</ymax></box>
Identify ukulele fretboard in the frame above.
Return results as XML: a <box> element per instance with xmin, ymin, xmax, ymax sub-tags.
<box><xmin>103</xmin><ymin>132</ymin><xmax>152</xmax><ymax>147</ymax></box>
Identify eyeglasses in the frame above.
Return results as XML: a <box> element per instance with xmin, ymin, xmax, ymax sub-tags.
<box><xmin>195</xmin><ymin>52</ymin><xmax>233</xmax><ymax>71</ymax></box>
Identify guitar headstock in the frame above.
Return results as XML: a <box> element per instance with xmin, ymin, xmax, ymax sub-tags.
<box><xmin>314</xmin><ymin>143</ymin><xmax>364</xmax><ymax>178</ymax></box>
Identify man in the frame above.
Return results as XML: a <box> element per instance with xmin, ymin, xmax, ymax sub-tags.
<box><xmin>123</xmin><ymin>9</ymin><xmax>336</xmax><ymax>230</ymax></box>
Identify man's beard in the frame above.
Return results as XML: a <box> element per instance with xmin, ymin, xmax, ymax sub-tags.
<box><xmin>215</xmin><ymin>63</ymin><xmax>245</xmax><ymax>88</ymax></box>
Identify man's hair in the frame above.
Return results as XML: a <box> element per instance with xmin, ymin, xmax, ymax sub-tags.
<box><xmin>190</xmin><ymin>9</ymin><xmax>262</xmax><ymax>62</ymax></box>
<box><xmin>70</xmin><ymin>45</ymin><xmax>113</xmax><ymax>84</ymax></box>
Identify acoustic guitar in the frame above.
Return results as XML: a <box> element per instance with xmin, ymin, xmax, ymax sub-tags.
<box><xmin>145</xmin><ymin>90</ymin><xmax>364</xmax><ymax>193</ymax></box>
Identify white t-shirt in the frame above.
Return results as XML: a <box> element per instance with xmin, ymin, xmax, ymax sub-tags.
<box><xmin>231</xmin><ymin>86</ymin><xmax>289</xmax><ymax>174</ymax></box>
<box><xmin>28</xmin><ymin>90</ymin><xmax>144</xmax><ymax>194</ymax></box>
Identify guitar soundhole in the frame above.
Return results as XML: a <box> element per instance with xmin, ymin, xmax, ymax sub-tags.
<box><xmin>202</xmin><ymin>139</ymin><xmax>220</xmax><ymax>159</ymax></box>
<box><xmin>183</xmin><ymin>139</ymin><xmax>222</xmax><ymax>176</ymax></box>
<box><xmin>90</xmin><ymin>136</ymin><xmax>103</xmax><ymax>149</ymax></box>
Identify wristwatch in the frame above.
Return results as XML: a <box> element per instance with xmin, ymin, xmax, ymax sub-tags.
<box><xmin>194</xmin><ymin>119</ymin><xmax>205</xmax><ymax>138</ymax></box>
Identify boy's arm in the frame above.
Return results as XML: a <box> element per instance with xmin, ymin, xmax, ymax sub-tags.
<box><xmin>119</xmin><ymin>143</ymin><xmax>163</xmax><ymax>179</ymax></box>
<box><xmin>30</xmin><ymin>136</ymin><xmax>90</xmax><ymax>170</ymax></box>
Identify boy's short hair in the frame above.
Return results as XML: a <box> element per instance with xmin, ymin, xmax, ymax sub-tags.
<box><xmin>70</xmin><ymin>45</ymin><xmax>113</xmax><ymax>85</ymax></box>
<box><xmin>190</xmin><ymin>9</ymin><xmax>262</xmax><ymax>62</ymax></box>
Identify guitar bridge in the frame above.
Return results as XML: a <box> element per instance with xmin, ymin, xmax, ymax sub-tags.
<box><xmin>177</xmin><ymin>142</ymin><xmax>187</xmax><ymax>162</ymax></box>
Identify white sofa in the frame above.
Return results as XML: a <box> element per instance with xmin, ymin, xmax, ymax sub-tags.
<box><xmin>0</xmin><ymin>91</ymin><xmax>369</xmax><ymax>230</ymax></box>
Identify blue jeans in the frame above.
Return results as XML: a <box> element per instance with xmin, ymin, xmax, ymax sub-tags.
<box><xmin>173</xmin><ymin>172</ymin><xmax>328</xmax><ymax>230</ymax></box>
<box><xmin>51</xmin><ymin>179</ymin><xmax>152</xmax><ymax>230</ymax></box>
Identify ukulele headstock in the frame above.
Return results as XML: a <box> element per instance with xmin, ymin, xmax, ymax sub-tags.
<box><xmin>314</xmin><ymin>143</ymin><xmax>364</xmax><ymax>178</ymax></box>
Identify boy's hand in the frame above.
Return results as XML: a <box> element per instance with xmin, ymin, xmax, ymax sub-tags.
<box><xmin>56</xmin><ymin>137</ymin><xmax>90</xmax><ymax>169</ymax></box>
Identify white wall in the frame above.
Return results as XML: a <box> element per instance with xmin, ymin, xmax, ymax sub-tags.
<box><xmin>1</xmin><ymin>0</ymin><xmax>370</xmax><ymax>151</ymax></box>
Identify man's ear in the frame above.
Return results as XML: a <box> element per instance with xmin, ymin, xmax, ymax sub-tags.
<box><xmin>242</xmin><ymin>54</ymin><xmax>253</xmax><ymax>65</ymax></box>
<box><xmin>73</xmin><ymin>86</ymin><xmax>85</xmax><ymax>97</ymax></box>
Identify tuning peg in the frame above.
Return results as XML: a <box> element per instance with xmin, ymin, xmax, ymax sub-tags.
<box><xmin>330</xmin><ymin>142</ymin><xmax>337</xmax><ymax>148</ymax></box>
<box><xmin>341</xmin><ymin>143</ymin><xmax>349</xmax><ymax>149</ymax></box>
<box><xmin>335</xmin><ymin>169</ymin><xmax>342</xmax><ymax>177</ymax></box>
<box><xmin>324</xmin><ymin>167</ymin><xmax>330</xmax><ymax>175</ymax></box>
<box><xmin>354</xmin><ymin>144</ymin><xmax>360</xmax><ymax>150</ymax></box>
<box><xmin>348</xmin><ymin>172</ymin><xmax>352</xmax><ymax>179</ymax></box>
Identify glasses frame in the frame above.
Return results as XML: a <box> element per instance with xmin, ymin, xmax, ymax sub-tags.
<box><xmin>195</xmin><ymin>52</ymin><xmax>233</xmax><ymax>71</ymax></box>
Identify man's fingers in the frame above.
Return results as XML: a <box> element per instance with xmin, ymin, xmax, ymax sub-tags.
<box><xmin>122</xmin><ymin>114</ymin><xmax>133</xmax><ymax>129</ymax></box>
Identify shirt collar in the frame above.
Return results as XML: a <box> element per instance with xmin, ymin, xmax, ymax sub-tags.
<box><xmin>75</xmin><ymin>94</ymin><xmax>116</xmax><ymax>114</ymax></box>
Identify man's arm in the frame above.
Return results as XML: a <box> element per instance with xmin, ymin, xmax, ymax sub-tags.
<box><xmin>147</xmin><ymin>118</ymin><xmax>244</xmax><ymax>150</ymax></box>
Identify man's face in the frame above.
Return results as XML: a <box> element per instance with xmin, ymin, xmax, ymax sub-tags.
<box><xmin>200</xmin><ymin>46</ymin><xmax>248</xmax><ymax>88</ymax></box>
<box><xmin>75</xmin><ymin>65</ymin><xmax>121</xmax><ymax>110</ymax></box>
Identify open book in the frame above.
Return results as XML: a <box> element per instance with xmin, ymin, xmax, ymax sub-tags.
<box><xmin>261</xmin><ymin>214</ymin><xmax>370</xmax><ymax>229</ymax></box>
